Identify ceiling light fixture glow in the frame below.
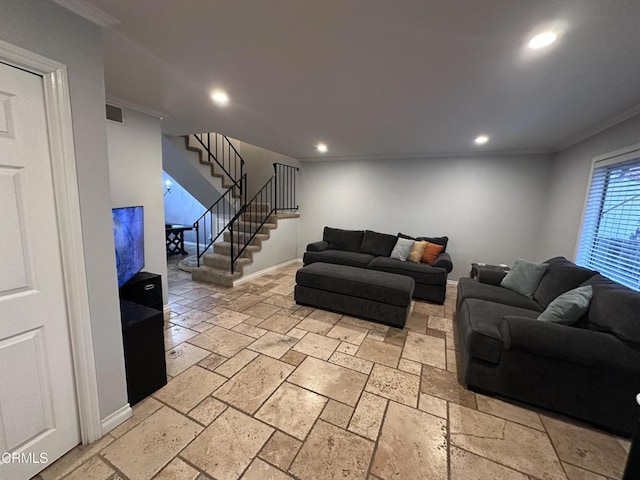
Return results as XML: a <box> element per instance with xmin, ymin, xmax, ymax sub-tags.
<box><xmin>211</xmin><ymin>90</ymin><xmax>229</xmax><ymax>106</ymax></box>
<box><xmin>528</xmin><ymin>31</ymin><xmax>557</xmax><ymax>49</ymax></box>
<box><xmin>316</xmin><ymin>143</ymin><xmax>328</xmax><ymax>153</ymax></box>
<box><xmin>474</xmin><ymin>135</ymin><xmax>489</xmax><ymax>145</ymax></box>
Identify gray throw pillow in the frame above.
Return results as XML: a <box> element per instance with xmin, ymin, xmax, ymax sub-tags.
<box><xmin>389</xmin><ymin>237</ymin><xmax>414</xmax><ymax>261</ymax></box>
<box><xmin>538</xmin><ymin>285</ymin><xmax>593</xmax><ymax>325</ymax></box>
<box><xmin>500</xmin><ymin>258</ymin><xmax>549</xmax><ymax>298</ymax></box>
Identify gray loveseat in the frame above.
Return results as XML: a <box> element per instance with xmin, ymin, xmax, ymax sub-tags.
<box><xmin>304</xmin><ymin>227</ymin><xmax>453</xmax><ymax>304</ymax></box>
<box><xmin>456</xmin><ymin>256</ymin><xmax>640</xmax><ymax>436</ymax></box>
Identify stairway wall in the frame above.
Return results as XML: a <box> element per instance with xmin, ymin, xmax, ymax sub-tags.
<box><xmin>240</xmin><ymin>217</ymin><xmax>301</xmax><ymax>277</ymax></box>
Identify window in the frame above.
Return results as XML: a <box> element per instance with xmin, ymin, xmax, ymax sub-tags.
<box><xmin>576</xmin><ymin>146</ymin><xmax>640</xmax><ymax>291</ymax></box>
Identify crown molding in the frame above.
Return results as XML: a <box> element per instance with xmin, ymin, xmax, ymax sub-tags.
<box><xmin>105</xmin><ymin>94</ymin><xmax>167</xmax><ymax>120</ymax></box>
<box><xmin>556</xmin><ymin>103</ymin><xmax>640</xmax><ymax>152</ymax></box>
<box><xmin>298</xmin><ymin>148</ymin><xmax>552</xmax><ymax>163</ymax></box>
<box><xmin>52</xmin><ymin>0</ymin><xmax>120</xmax><ymax>27</ymax></box>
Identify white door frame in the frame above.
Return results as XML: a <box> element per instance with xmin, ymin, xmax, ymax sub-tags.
<box><xmin>0</xmin><ymin>40</ymin><xmax>102</xmax><ymax>444</ymax></box>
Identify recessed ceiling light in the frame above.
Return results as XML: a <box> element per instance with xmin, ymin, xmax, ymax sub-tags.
<box><xmin>474</xmin><ymin>135</ymin><xmax>489</xmax><ymax>145</ymax></box>
<box><xmin>316</xmin><ymin>143</ymin><xmax>328</xmax><ymax>153</ymax></box>
<box><xmin>211</xmin><ymin>90</ymin><xmax>229</xmax><ymax>106</ymax></box>
<box><xmin>528</xmin><ymin>31</ymin><xmax>557</xmax><ymax>49</ymax></box>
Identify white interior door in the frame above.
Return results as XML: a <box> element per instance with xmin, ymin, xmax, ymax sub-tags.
<box><xmin>0</xmin><ymin>62</ymin><xmax>80</xmax><ymax>479</ymax></box>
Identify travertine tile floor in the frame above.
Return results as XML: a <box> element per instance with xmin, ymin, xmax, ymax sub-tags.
<box><xmin>36</xmin><ymin>259</ymin><xmax>632</xmax><ymax>480</ymax></box>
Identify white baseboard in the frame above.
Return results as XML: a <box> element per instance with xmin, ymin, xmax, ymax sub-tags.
<box><xmin>234</xmin><ymin>258</ymin><xmax>303</xmax><ymax>286</ymax></box>
<box><xmin>101</xmin><ymin>404</ymin><xmax>132</xmax><ymax>435</ymax></box>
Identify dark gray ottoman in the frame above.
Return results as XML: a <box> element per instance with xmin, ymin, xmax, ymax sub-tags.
<box><xmin>294</xmin><ymin>263</ymin><xmax>415</xmax><ymax>328</ymax></box>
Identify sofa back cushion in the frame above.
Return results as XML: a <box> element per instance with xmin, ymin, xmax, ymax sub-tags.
<box><xmin>398</xmin><ymin>233</ymin><xmax>449</xmax><ymax>252</ymax></box>
<box><xmin>533</xmin><ymin>257</ymin><xmax>598</xmax><ymax>308</ymax></box>
<box><xmin>500</xmin><ymin>258</ymin><xmax>548</xmax><ymax>298</ymax></box>
<box><xmin>323</xmin><ymin>227</ymin><xmax>364</xmax><ymax>253</ymax></box>
<box><xmin>587</xmin><ymin>281</ymin><xmax>640</xmax><ymax>350</ymax></box>
<box><xmin>360</xmin><ymin>230</ymin><xmax>397</xmax><ymax>257</ymax></box>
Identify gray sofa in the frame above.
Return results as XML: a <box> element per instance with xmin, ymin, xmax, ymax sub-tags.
<box><xmin>304</xmin><ymin>227</ymin><xmax>453</xmax><ymax>304</ymax></box>
<box><xmin>456</xmin><ymin>256</ymin><xmax>640</xmax><ymax>436</ymax></box>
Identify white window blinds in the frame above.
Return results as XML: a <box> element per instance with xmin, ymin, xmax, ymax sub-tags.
<box><xmin>576</xmin><ymin>152</ymin><xmax>640</xmax><ymax>291</ymax></box>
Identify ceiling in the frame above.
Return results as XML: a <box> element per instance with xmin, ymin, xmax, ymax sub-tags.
<box><xmin>69</xmin><ymin>0</ymin><xmax>640</xmax><ymax>160</ymax></box>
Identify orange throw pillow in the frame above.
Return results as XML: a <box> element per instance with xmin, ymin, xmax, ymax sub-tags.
<box><xmin>421</xmin><ymin>242</ymin><xmax>444</xmax><ymax>265</ymax></box>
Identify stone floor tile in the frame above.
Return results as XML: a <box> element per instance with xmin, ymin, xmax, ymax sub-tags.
<box><xmin>371</xmin><ymin>401</ymin><xmax>447</xmax><ymax>480</ymax></box>
<box><xmin>102</xmin><ymin>407</ymin><xmax>202</xmax><ymax>480</ymax></box>
<box><xmin>215</xmin><ymin>349</ymin><xmax>260</xmax><ymax>377</ymax></box>
<box><xmin>337</xmin><ymin>341</ymin><xmax>359</xmax><ymax>355</ymax></box>
<box><xmin>255</xmin><ymin>382</ymin><xmax>327</xmax><ymax>440</ymax></box>
<box><xmin>60</xmin><ymin>456</ymin><xmax>115</xmax><ymax>480</ymax></box>
<box><xmin>165</xmin><ymin>342</ymin><xmax>211</xmax><ymax>377</ymax></box>
<box><xmin>398</xmin><ymin>358</ymin><xmax>422</xmax><ymax>375</ymax></box>
<box><xmin>429</xmin><ymin>315</ymin><xmax>454</xmax><ymax>332</ymax></box>
<box><xmin>292</xmin><ymin>331</ymin><xmax>340</xmax><ymax>360</ymax></box>
<box><xmin>258</xmin><ymin>431</ymin><xmax>302</xmax><ymax>471</ymax></box>
<box><xmin>197</xmin><ymin>352</ymin><xmax>227</xmax><ymax>371</ymax></box>
<box><xmin>562</xmin><ymin>462</ymin><xmax>608</xmax><ymax>480</ymax></box>
<box><xmin>289</xmin><ymin>305</ymin><xmax>314</xmax><ymax>319</ymax></box>
<box><xmin>225</xmin><ymin>293</ymin><xmax>264</xmax><ymax>312</ymax></box>
<box><xmin>242</xmin><ymin>302</ymin><xmax>282</xmax><ymax>319</ymax></box>
<box><xmin>231</xmin><ymin>322</ymin><xmax>267</xmax><ymax>338</ymax></box>
<box><xmin>476</xmin><ymin>395</ymin><xmax>544</xmax><ymax>431</ymax></box>
<box><xmin>329</xmin><ymin>351</ymin><xmax>374</xmax><ymax>374</ymax></box>
<box><xmin>365</xmin><ymin>324</ymin><xmax>389</xmax><ymax>342</ymax></box>
<box><xmin>280</xmin><ymin>349</ymin><xmax>306</xmax><ymax>366</ymax></box>
<box><xmin>365</xmin><ymin>364</ymin><xmax>419</xmax><ymax>407</ymax></box>
<box><xmin>427</xmin><ymin>328</ymin><xmax>447</xmax><ymax>339</ymax></box>
<box><xmin>383</xmin><ymin>327</ymin><xmax>408</xmax><ymax>346</ymax></box>
<box><xmin>348</xmin><ymin>392</ymin><xmax>387</xmax><ymax>441</ymax></box>
<box><xmin>242</xmin><ymin>315</ymin><xmax>266</xmax><ymax>326</ymax></box>
<box><xmin>355</xmin><ymin>337</ymin><xmax>402</xmax><ymax>368</ymax></box>
<box><xmin>213</xmin><ymin>355</ymin><xmax>295</xmax><ymax>414</ymax></box>
<box><xmin>405</xmin><ymin>312</ymin><xmax>428</xmax><ymax>334</ymax></box>
<box><xmin>617</xmin><ymin>437</ymin><xmax>631</xmax><ymax>453</ymax></box>
<box><xmin>449</xmin><ymin>404</ymin><xmax>565</xmax><ymax>480</ymax></box>
<box><xmin>181</xmin><ymin>288</ymin><xmax>214</xmax><ymax>301</ymax></box>
<box><xmin>181</xmin><ymin>408</ymin><xmax>273</xmax><ymax>480</ymax></box>
<box><xmin>241</xmin><ymin>458</ymin><xmax>293</xmax><ymax>479</ymax></box>
<box><xmin>288</xmin><ymin>356</ymin><xmax>368</xmax><ymax>406</ymax></box>
<box><xmin>164</xmin><ymin>325</ymin><xmax>199</xmax><ymax>350</ymax></box>
<box><xmin>446</xmin><ymin>347</ymin><xmax>458</xmax><ymax>373</ymax></box>
<box><xmin>295</xmin><ymin>311</ymin><xmax>341</xmax><ymax>334</ymax></box>
<box><xmin>450</xmin><ymin>446</ymin><xmax>528</xmax><ymax>480</ymax></box>
<box><xmin>290</xmin><ymin>420</ymin><xmax>374</xmax><ymax>480</ymax></box>
<box><xmin>154</xmin><ymin>457</ymin><xmax>200</xmax><ymax>480</ymax></box>
<box><xmin>40</xmin><ymin>435</ymin><xmax>115</xmax><ymax>480</ymax></box>
<box><xmin>420</xmin><ymin>364</ymin><xmax>477</xmax><ymax>408</ymax></box>
<box><xmin>247</xmin><ymin>331</ymin><xmax>299</xmax><ymax>359</ymax></box>
<box><xmin>109</xmin><ymin>397</ymin><xmax>162</xmax><ymax>438</ymax></box>
<box><xmin>542</xmin><ymin>415</ymin><xmax>627</xmax><ymax>479</ymax></box>
<box><xmin>208</xmin><ymin>309</ymin><xmax>251</xmax><ymax>329</ymax></box>
<box><xmin>413</xmin><ymin>301</ymin><xmax>446</xmax><ymax>317</ymax></box>
<box><xmin>172</xmin><ymin>309</ymin><xmax>213</xmax><ymax>330</ymax></box>
<box><xmin>446</xmin><ymin>330</ymin><xmax>459</xmax><ymax>350</ymax></box>
<box><xmin>189</xmin><ymin>326</ymin><xmax>254</xmax><ymax>357</ymax></box>
<box><xmin>187</xmin><ymin>396</ymin><xmax>227</xmax><ymax>426</ymax></box>
<box><xmin>402</xmin><ymin>330</ymin><xmax>446</xmax><ymax>369</ymax></box>
<box><xmin>340</xmin><ymin>315</ymin><xmax>378</xmax><ymax>330</ymax></box>
<box><xmin>258</xmin><ymin>313</ymin><xmax>301</xmax><ymax>334</ymax></box>
<box><xmin>262</xmin><ymin>294</ymin><xmax>297</xmax><ymax>309</ymax></box>
<box><xmin>326</xmin><ymin>322</ymin><xmax>369</xmax><ymax>345</ymax></box>
<box><xmin>320</xmin><ymin>399</ymin><xmax>354</xmax><ymax>429</ymax></box>
<box><xmin>154</xmin><ymin>365</ymin><xmax>226</xmax><ymax>413</ymax></box>
<box><xmin>418</xmin><ymin>393</ymin><xmax>448</xmax><ymax>419</ymax></box>
<box><xmin>285</xmin><ymin>327</ymin><xmax>308</xmax><ymax>339</ymax></box>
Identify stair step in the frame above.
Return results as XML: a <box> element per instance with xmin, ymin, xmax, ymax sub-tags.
<box><xmin>243</xmin><ymin>202</ymin><xmax>271</xmax><ymax>213</ymax></box>
<box><xmin>276</xmin><ymin>211</ymin><xmax>301</xmax><ymax>219</ymax></box>
<box><xmin>242</xmin><ymin>212</ymin><xmax>277</xmax><ymax>224</ymax></box>
<box><xmin>202</xmin><ymin>252</ymin><xmax>251</xmax><ymax>271</ymax></box>
<box><xmin>213</xmin><ymin>241</ymin><xmax>260</xmax><ymax>259</ymax></box>
<box><xmin>233</xmin><ymin>221</ymin><xmax>276</xmax><ymax>234</ymax></box>
<box><xmin>191</xmin><ymin>265</ymin><xmax>242</xmax><ymax>288</ymax></box>
<box><xmin>223</xmin><ymin>231</ymin><xmax>268</xmax><ymax>245</ymax></box>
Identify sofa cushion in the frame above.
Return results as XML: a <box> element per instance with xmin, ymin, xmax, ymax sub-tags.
<box><xmin>322</xmin><ymin>227</ymin><xmax>364</xmax><ymax>253</ymax></box>
<box><xmin>398</xmin><ymin>233</ymin><xmax>448</xmax><ymax>252</ymax></box>
<box><xmin>538</xmin><ymin>285</ymin><xmax>593</xmax><ymax>325</ymax></box>
<box><xmin>458</xmin><ymin>298</ymin><xmax>539</xmax><ymax>364</ymax></box>
<box><xmin>360</xmin><ymin>230</ymin><xmax>397</xmax><ymax>257</ymax></box>
<box><xmin>296</xmin><ymin>263</ymin><xmax>414</xmax><ymax>308</ymax></box>
<box><xmin>587</xmin><ymin>282</ymin><xmax>640</xmax><ymax>350</ymax></box>
<box><xmin>408</xmin><ymin>241</ymin><xmax>428</xmax><ymax>263</ymax></box>
<box><xmin>390</xmin><ymin>237</ymin><xmax>414</xmax><ymax>261</ymax></box>
<box><xmin>422</xmin><ymin>242</ymin><xmax>445</xmax><ymax>265</ymax></box>
<box><xmin>303</xmin><ymin>250</ymin><xmax>374</xmax><ymax>269</ymax></box>
<box><xmin>368</xmin><ymin>256</ymin><xmax>446</xmax><ymax>286</ymax></box>
<box><xmin>533</xmin><ymin>257</ymin><xmax>598</xmax><ymax>308</ymax></box>
<box><xmin>500</xmin><ymin>259</ymin><xmax>548</xmax><ymax>298</ymax></box>
<box><xmin>457</xmin><ymin>278</ymin><xmax>543</xmax><ymax>312</ymax></box>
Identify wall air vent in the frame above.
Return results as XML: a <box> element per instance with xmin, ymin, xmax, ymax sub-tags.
<box><xmin>106</xmin><ymin>104</ymin><xmax>124</xmax><ymax>124</ymax></box>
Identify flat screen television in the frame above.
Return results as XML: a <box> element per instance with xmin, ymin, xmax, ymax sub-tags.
<box><xmin>112</xmin><ymin>206</ymin><xmax>145</xmax><ymax>287</ymax></box>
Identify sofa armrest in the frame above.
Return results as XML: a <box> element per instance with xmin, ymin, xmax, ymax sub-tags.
<box><xmin>432</xmin><ymin>252</ymin><xmax>453</xmax><ymax>273</ymax></box>
<box><xmin>477</xmin><ymin>268</ymin><xmax>508</xmax><ymax>286</ymax></box>
<box><xmin>499</xmin><ymin>315</ymin><xmax>640</xmax><ymax>374</ymax></box>
<box><xmin>306</xmin><ymin>240</ymin><xmax>330</xmax><ymax>252</ymax></box>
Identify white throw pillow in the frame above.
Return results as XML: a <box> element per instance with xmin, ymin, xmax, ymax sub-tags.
<box><xmin>390</xmin><ymin>237</ymin><xmax>414</xmax><ymax>261</ymax></box>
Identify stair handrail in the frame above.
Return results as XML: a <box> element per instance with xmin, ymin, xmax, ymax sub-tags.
<box><xmin>273</xmin><ymin>162</ymin><xmax>299</xmax><ymax>214</ymax></box>
<box><xmin>192</xmin><ymin>133</ymin><xmax>245</xmax><ymax>193</ymax></box>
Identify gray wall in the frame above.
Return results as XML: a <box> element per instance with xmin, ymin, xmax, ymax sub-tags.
<box><xmin>540</xmin><ymin>114</ymin><xmax>640</xmax><ymax>261</ymax></box>
<box><xmin>299</xmin><ymin>154</ymin><xmax>553</xmax><ymax>280</ymax></box>
<box><xmin>0</xmin><ymin>0</ymin><xmax>128</xmax><ymax>420</ymax></box>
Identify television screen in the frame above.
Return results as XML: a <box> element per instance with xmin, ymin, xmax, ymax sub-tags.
<box><xmin>113</xmin><ymin>206</ymin><xmax>145</xmax><ymax>287</ymax></box>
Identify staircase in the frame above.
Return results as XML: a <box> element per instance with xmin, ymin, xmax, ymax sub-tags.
<box><xmin>182</xmin><ymin>133</ymin><xmax>299</xmax><ymax>287</ymax></box>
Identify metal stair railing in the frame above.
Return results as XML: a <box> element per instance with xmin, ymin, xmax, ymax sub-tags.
<box><xmin>192</xmin><ymin>132</ymin><xmax>244</xmax><ymax>194</ymax></box>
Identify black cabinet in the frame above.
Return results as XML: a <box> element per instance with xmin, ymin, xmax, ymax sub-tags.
<box><xmin>119</xmin><ymin>299</ymin><xmax>167</xmax><ymax>405</ymax></box>
<box><xmin>119</xmin><ymin>272</ymin><xmax>163</xmax><ymax>311</ymax></box>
